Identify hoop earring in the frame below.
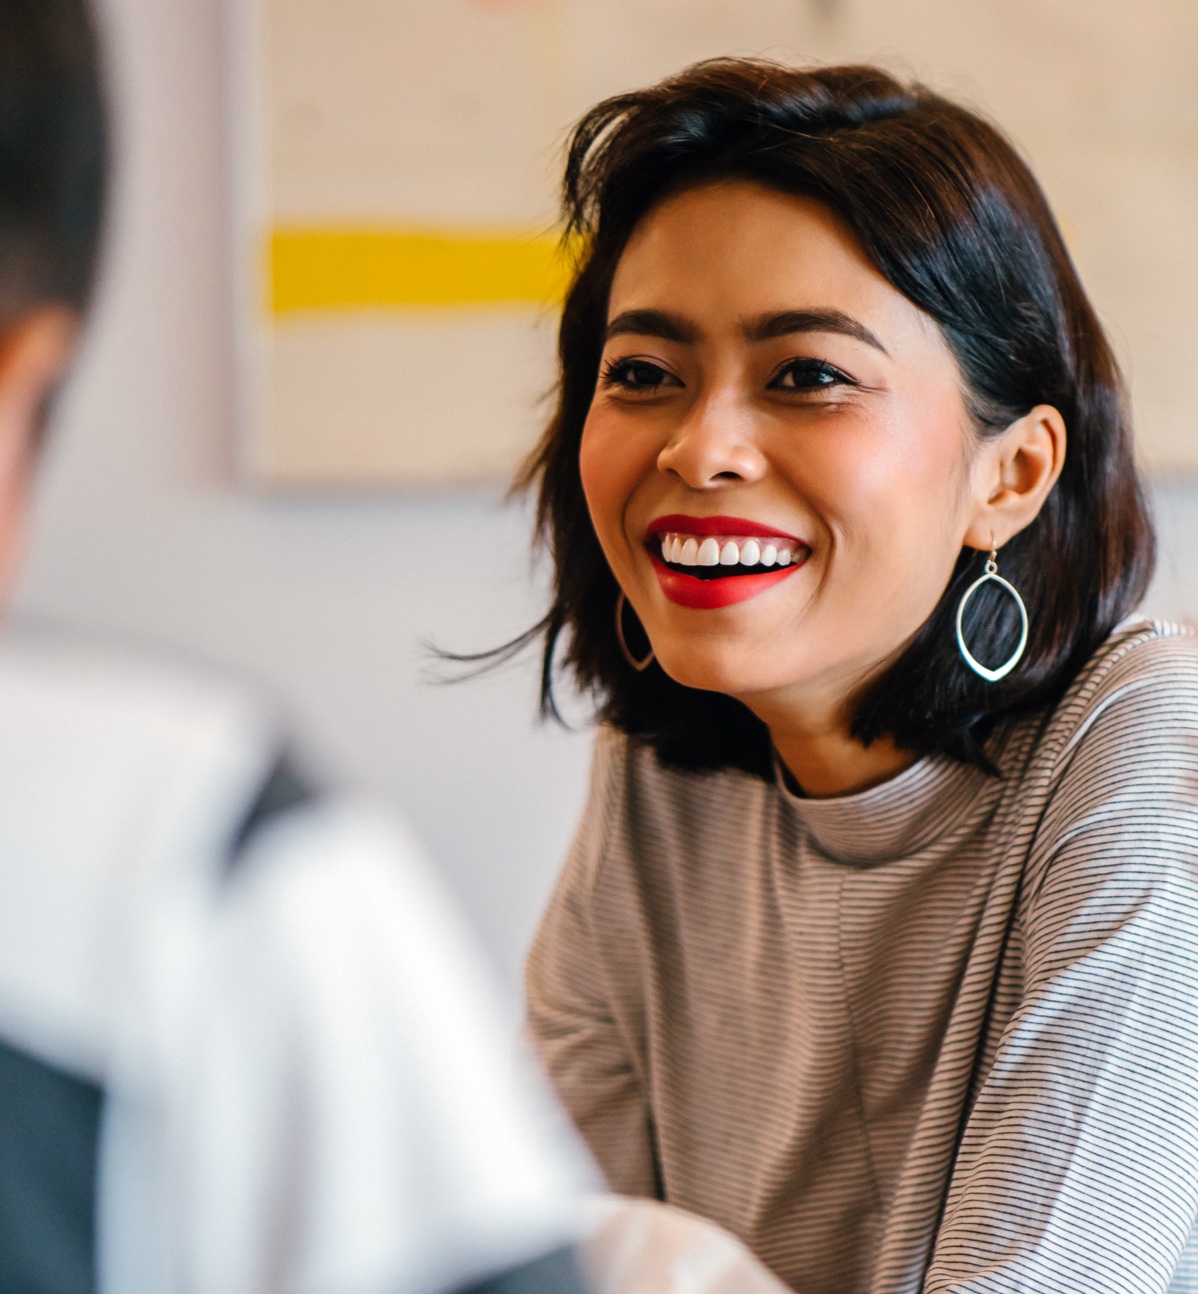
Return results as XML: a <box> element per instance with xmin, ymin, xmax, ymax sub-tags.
<box><xmin>615</xmin><ymin>591</ymin><xmax>655</xmax><ymax>672</ymax></box>
<box><xmin>955</xmin><ymin>548</ymin><xmax>1028</xmax><ymax>683</ymax></box>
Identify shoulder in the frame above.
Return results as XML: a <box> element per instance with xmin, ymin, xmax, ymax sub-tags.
<box><xmin>0</xmin><ymin>628</ymin><xmax>285</xmax><ymax>884</ymax></box>
<box><xmin>0</xmin><ymin>626</ymin><xmax>280</xmax><ymax>780</ymax></box>
<box><xmin>1018</xmin><ymin>621</ymin><xmax>1198</xmax><ymax>921</ymax></box>
<box><xmin>1033</xmin><ymin>618</ymin><xmax>1198</xmax><ymax>773</ymax></box>
<box><xmin>0</xmin><ymin>629</ymin><xmax>286</xmax><ymax>1081</ymax></box>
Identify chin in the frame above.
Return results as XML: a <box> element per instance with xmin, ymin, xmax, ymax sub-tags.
<box><xmin>652</xmin><ymin>638</ymin><xmax>796</xmax><ymax>701</ymax></box>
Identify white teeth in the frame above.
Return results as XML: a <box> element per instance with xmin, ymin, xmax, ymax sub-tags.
<box><xmin>659</xmin><ymin>530</ymin><xmax>801</xmax><ymax>570</ymax></box>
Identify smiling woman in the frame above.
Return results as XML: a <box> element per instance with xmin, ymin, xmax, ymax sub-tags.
<box><xmin>516</xmin><ymin>59</ymin><xmax>1198</xmax><ymax>1294</ymax></box>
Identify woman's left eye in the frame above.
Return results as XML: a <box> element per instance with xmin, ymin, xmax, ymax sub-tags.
<box><xmin>768</xmin><ymin>359</ymin><xmax>854</xmax><ymax>392</ymax></box>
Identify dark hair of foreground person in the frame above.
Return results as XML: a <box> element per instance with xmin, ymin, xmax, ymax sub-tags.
<box><xmin>0</xmin><ymin>0</ymin><xmax>106</xmax><ymax>322</ymax></box>
<box><xmin>503</xmin><ymin>59</ymin><xmax>1155</xmax><ymax>776</ymax></box>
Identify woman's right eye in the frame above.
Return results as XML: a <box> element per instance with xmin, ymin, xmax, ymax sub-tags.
<box><xmin>600</xmin><ymin>358</ymin><xmax>679</xmax><ymax>393</ymax></box>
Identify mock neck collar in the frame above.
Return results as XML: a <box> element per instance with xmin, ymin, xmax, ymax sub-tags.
<box><xmin>773</xmin><ymin>749</ymin><xmax>992</xmax><ymax>866</ymax></box>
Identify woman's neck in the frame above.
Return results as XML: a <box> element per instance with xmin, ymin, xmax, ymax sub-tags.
<box><xmin>749</xmin><ymin>689</ymin><xmax>918</xmax><ymax>798</ymax></box>
<box><xmin>774</xmin><ymin>729</ymin><xmax>916</xmax><ymax>798</ymax></box>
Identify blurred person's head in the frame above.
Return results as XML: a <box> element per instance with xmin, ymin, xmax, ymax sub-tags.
<box><xmin>520</xmin><ymin>59</ymin><xmax>1154</xmax><ymax>783</ymax></box>
<box><xmin>0</xmin><ymin>0</ymin><xmax>105</xmax><ymax>595</ymax></box>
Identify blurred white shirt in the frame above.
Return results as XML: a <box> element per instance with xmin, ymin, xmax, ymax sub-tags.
<box><xmin>0</xmin><ymin>626</ymin><xmax>592</xmax><ymax>1294</ymax></box>
<box><xmin>172</xmin><ymin>798</ymin><xmax>594</xmax><ymax>1294</ymax></box>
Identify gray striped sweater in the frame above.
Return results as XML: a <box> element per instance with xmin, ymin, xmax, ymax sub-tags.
<box><xmin>527</xmin><ymin>618</ymin><xmax>1198</xmax><ymax>1293</ymax></box>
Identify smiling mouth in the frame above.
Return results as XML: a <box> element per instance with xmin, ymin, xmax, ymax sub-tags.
<box><xmin>653</xmin><ymin>531</ymin><xmax>813</xmax><ymax>580</ymax></box>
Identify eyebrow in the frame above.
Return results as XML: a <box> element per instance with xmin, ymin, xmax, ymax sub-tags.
<box><xmin>743</xmin><ymin>310</ymin><xmax>888</xmax><ymax>354</ymax></box>
<box><xmin>604</xmin><ymin>307</ymin><xmax>887</xmax><ymax>354</ymax></box>
<box><xmin>605</xmin><ymin>309</ymin><xmax>699</xmax><ymax>344</ymax></box>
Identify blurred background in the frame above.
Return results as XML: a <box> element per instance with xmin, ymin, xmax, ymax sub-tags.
<box><xmin>12</xmin><ymin>0</ymin><xmax>1198</xmax><ymax>996</ymax></box>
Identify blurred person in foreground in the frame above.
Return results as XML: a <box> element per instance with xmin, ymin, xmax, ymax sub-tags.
<box><xmin>0</xmin><ymin>4</ymin><xmax>599</xmax><ymax>1292</ymax></box>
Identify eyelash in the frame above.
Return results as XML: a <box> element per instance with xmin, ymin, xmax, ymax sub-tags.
<box><xmin>600</xmin><ymin>358</ymin><xmax>677</xmax><ymax>392</ymax></box>
<box><xmin>599</xmin><ymin>356</ymin><xmax>856</xmax><ymax>395</ymax></box>
<box><xmin>768</xmin><ymin>358</ymin><xmax>855</xmax><ymax>391</ymax></box>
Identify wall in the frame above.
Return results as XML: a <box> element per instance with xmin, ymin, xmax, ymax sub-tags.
<box><xmin>10</xmin><ymin>0</ymin><xmax>1198</xmax><ymax>993</ymax></box>
<box><xmin>246</xmin><ymin>0</ymin><xmax>1198</xmax><ymax>479</ymax></box>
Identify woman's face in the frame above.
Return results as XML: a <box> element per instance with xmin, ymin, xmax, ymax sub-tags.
<box><xmin>579</xmin><ymin>180</ymin><xmax>985</xmax><ymax>719</ymax></box>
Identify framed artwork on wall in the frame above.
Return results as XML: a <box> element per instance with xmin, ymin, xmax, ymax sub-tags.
<box><xmin>232</xmin><ymin>0</ymin><xmax>1198</xmax><ymax>487</ymax></box>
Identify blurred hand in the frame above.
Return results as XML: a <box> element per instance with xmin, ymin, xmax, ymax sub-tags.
<box><xmin>581</xmin><ymin>1197</ymin><xmax>791</xmax><ymax>1294</ymax></box>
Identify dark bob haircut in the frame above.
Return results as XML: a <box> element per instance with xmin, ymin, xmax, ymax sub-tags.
<box><xmin>0</xmin><ymin>0</ymin><xmax>107</xmax><ymax>320</ymax></box>
<box><xmin>512</xmin><ymin>59</ymin><xmax>1154</xmax><ymax>779</ymax></box>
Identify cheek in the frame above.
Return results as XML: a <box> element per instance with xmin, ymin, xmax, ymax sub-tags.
<box><xmin>579</xmin><ymin>407</ymin><xmax>658</xmax><ymax>550</ymax></box>
<box><xmin>577</xmin><ymin>415</ymin><xmax>608</xmax><ymax>512</ymax></box>
<box><xmin>814</xmin><ymin>394</ymin><xmax>969</xmax><ymax>543</ymax></box>
<box><xmin>881</xmin><ymin>397</ymin><xmax>973</xmax><ymax>551</ymax></box>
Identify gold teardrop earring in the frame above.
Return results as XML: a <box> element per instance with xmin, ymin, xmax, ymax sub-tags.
<box><xmin>615</xmin><ymin>590</ymin><xmax>655</xmax><ymax>672</ymax></box>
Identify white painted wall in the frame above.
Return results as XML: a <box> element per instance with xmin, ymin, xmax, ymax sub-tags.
<box><xmin>10</xmin><ymin>0</ymin><xmax>1198</xmax><ymax>993</ymax></box>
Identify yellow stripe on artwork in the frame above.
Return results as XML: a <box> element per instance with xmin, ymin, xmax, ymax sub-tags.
<box><xmin>269</xmin><ymin>226</ymin><xmax>575</xmax><ymax>314</ymax></box>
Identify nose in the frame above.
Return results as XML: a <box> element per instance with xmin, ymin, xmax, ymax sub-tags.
<box><xmin>656</xmin><ymin>388</ymin><xmax>767</xmax><ymax>489</ymax></box>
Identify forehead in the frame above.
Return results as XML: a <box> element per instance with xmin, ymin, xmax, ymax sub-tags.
<box><xmin>607</xmin><ymin>180</ymin><xmax>932</xmax><ymax>345</ymax></box>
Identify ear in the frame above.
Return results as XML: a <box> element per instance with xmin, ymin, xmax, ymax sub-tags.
<box><xmin>0</xmin><ymin>306</ymin><xmax>81</xmax><ymax>468</ymax></box>
<box><xmin>962</xmin><ymin>404</ymin><xmax>1067</xmax><ymax>554</ymax></box>
<box><xmin>0</xmin><ymin>306</ymin><xmax>81</xmax><ymax>602</ymax></box>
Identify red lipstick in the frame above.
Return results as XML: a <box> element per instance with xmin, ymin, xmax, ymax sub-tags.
<box><xmin>648</xmin><ymin>514</ymin><xmax>803</xmax><ymax>541</ymax></box>
<box><xmin>651</xmin><ymin>557</ymin><xmax>799</xmax><ymax>609</ymax></box>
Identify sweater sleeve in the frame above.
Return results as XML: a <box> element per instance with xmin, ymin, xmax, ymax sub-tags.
<box><xmin>927</xmin><ymin>637</ymin><xmax>1198</xmax><ymax>1293</ymax></box>
<box><xmin>525</xmin><ymin>729</ymin><xmax>662</xmax><ymax>1199</ymax></box>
